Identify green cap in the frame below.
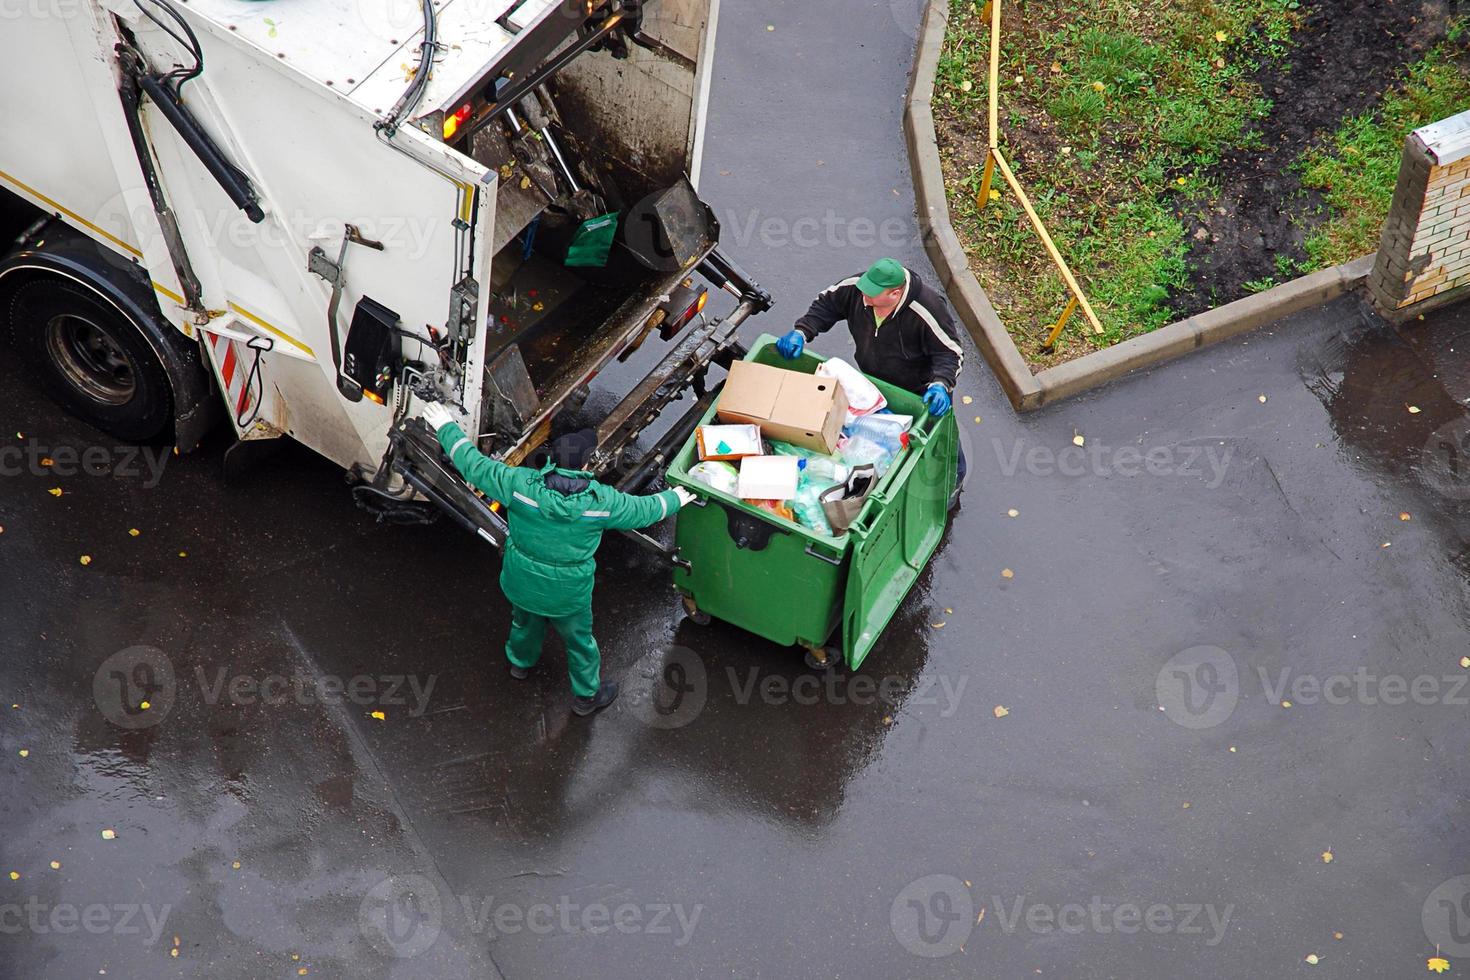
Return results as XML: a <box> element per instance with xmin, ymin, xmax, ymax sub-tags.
<box><xmin>856</xmin><ymin>257</ymin><xmax>906</xmax><ymax>296</ymax></box>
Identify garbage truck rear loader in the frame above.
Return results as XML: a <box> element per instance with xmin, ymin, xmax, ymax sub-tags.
<box><xmin>0</xmin><ymin>0</ymin><xmax>769</xmax><ymax>548</ymax></box>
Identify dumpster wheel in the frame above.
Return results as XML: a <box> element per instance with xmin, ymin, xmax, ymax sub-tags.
<box><xmin>802</xmin><ymin>644</ymin><xmax>839</xmax><ymax>672</ymax></box>
<box><xmin>680</xmin><ymin>594</ymin><xmax>711</xmax><ymax>626</ymax></box>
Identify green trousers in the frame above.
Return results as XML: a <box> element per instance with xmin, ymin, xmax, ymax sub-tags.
<box><xmin>507</xmin><ymin>603</ymin><xmax>602</xmax><ymax>698</ymax></box>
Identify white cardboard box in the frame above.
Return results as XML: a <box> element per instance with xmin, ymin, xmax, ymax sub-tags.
<box><xmin>736</xmin><ymin>455</ymin><xmax>800</xmax><ymax>500</ymax></box>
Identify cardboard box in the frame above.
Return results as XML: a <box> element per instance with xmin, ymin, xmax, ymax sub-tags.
<box><xmin>716</xmin><ymin>361</ymin><xmax>848</xmax><ymax>454</ymax></box>
<box><xmin>737</xmin><ymin>455</ymin><xmax>800</xmax><ymax>501</ymax></box>
<box><xmin>696</xmin><ymin>423</ymin><xmax>763</xmax><ymax>461</ymax></box>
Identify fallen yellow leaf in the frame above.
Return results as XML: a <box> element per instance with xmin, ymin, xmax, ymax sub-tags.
<box><xmin>1258</xmin><ymin>394</ymin><xmax>1267</xmax><ymax>403</ymax></box>
<box><xmin>39</xmin><ymin>457</ymin><xmax>53</xmax><ymax>467</ymax></box>
<box><xmin>178</xmin><ymin>552</ymin><xmax>187</xmax><ymax>558</ymax></box>
<box><xmin>1050</xmin><ymin>61</ymin><xmax>1062</xmax><ymax>74</ymax></box>
<box><xmin>139</xmin><ymin>701</ymin><xmax>150</xmax><ymax>710</ymax></box>
<box><xmin>1429</xmin><ymin>956</ymin><xmax>1450</xmax><ymax>973</ymax></box>
<box><xmin>1306</xmin><ymin>953</ymin><xmax>1320</xmax><ymax>965</ymax></box>
<box><xmin>370</xmin><ymin>710</ymin><xmax>386</xmax><ymax>721</ymax></box>
<box><xmin>993</xmin><ymin>705</ymin><xmax>1009</xmax><ymax>718</ymax></box>
<box><xmin>8</xmin><ymin>871</ymin><xmax>17</xmax><ymax>880</ymax></box>
<box><xmin>1459</xmin><ymin>656</ymin><xmax>1469</xmax><ymax>668</ymax></box>
<box><xmin>1007</xmin><ymin>508</ymin><xmax>1019</xmax><ymax>517</ymax></box>
<box><xmin>129</xmin><ymin>528</ymin><xmax>141</xmax><ymax>537</ymax></box>
<box><xmin>47</xmin><ymin>488</ymin><xmax>62</xmax><ymax>497</ymax></box>
<box><xmin>961</xmin><ymin>395</ymin><xmax>973</xmax><ymax>405</ymax></box>
<box><xmin>1281</xmin><ymin>699</ymin><xmax>1293</xmax><ymax>708</ymax></box>
<box><xmin>101</xmin><ymin>829</ymin><xmax>116</xmax><ymax>840</ymax></box>
<box><xmin>78</xmin><ymin>556</ymin><xmax>91</xmax><ymax>566</ymax></box>
<box><xmin>931</xmin><ymin>622</ymin><xmax>946</xmax><ymax>629</ymax></box>
<box><xmin>1214</xmin><ymin>30</ymin><xmax>1227</xmax><ymax>41</ymax></box>
<box><xmin>1001</xmin><ymin>568</ymin><xmax>1014</xmax><ymax>579</ymax></box>
<box><xmin>1382</xmin><ymin>542</ymin><xmax>1392</xmax><ymax>549</ymax></box>
<box><xmin>171</xmin><ymin>949</ymin><xmax>179</xmax><ymax>958</ymax></box>
<box><xmin>1091</xmin><ymin>81</ymin><xmax>1105</xmax><ymax>92</ymax></box>
<box><xmin>232</xmin><ymin>860</ymin><xmax>241</xmax><ymax>870</ymax></box>
<box><xmin>49</xmin><ymin>861</ymin><xmax>59</xmax><ymax>870</ymax></box>
<box><xmin>1408</xmin><ymin>405</ymin><xmax>1421</xmax><ymax>414</ymax></box>
<box><xmin>973</xmin><ymin>416</ymin><xmax>982</xmax><ymax>423</ymax></box>
<box><xmin>1321</xmin><ymin>850</ymin><xmax>1333</xmax><ymax>863</ymax></box>
<box><xmin>17</xmin><ymin>749</ymin><xmax>27</xmax><ymax>758</ymax></box>
<box><xmin>960</xmin><ymin>79</ymin><xmax>973</xmax><ymax>93</ymax></box>
<box><xmin>1400</xmin><ymin>512</ymin><xmax>1411</xmax><ymax>521</ymax></box>
<box><xmin>1333</xmin><ymin>932</ymin><xmax>1342</xmax><ymax>940</ymax></box>
<box><xmin>1182</xmin><ymin>802</ymin><xmax>1192</xmax><ymax>809</ymax></box>
<box><xmin>1072</xmin><ymin>432</ymin><xmax>1084</xmax><ymax>446</ymax></box>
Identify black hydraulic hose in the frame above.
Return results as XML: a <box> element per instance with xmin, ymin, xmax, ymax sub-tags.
<box><xmin>138</xmin><ymin>75</ymin><xmax>264</xmax><ymax>223</ymax></box>
<box><xmin>377</xmin><ymin>0</ymin><xmax>437</xmax><ymax>137</ymax></box>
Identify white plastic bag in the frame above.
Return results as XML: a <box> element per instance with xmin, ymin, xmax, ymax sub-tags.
<box><xmin>815</xmin><ymin>357</ymin><xmax>886</xmax><ymax>421</ymax></box>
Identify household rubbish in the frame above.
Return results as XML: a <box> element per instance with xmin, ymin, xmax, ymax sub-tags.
<box><xmin>816</xmin><ymin>357</ymin><xmax>886</xmax><ymax>421</ymax></box>
<box><xmin>716</xmin><ymin>360</ymin><xmax>848</xmax><ymax>454</ymax></box>
<box><xmin>696</xmin><ymin>423</ymin><xmax>763</xmax><ymax>461</ymax></box>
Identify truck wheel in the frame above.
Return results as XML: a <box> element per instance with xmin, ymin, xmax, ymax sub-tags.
<box><xmin>7</xmin><ymin>278</ymin><xmax>174</xmax><ymax>442</ymax></box>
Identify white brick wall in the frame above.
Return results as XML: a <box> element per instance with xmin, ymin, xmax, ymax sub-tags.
<box><xmin>1370</xmin><ymin>110</ymin><xmax>1470</xmax><ymax>319</ymax></box>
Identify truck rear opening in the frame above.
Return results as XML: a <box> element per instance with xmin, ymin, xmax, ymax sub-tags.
<box><xmin>0</xmin><ymin>0</ymin><xmax>769</xmax><ymax>557</ymax></box>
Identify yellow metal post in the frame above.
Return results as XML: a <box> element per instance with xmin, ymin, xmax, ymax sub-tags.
<box><xmin>987</xmin><ymin>0</ymin><xmax>1001</xmax><ymax>150</ymax></box>
<box><xmin>976</xmin><ymin>151</ymin><xmax>996</xmax><ymax>208</ymax></box>
<box><xmin>991</xmin><ymin>148</ymin><xmax>1105</xmax><ymax>334</ymax></box>
<box><xmin>1043</xmin><ymin>296</ymin><xmax>1079</xmax><ymax>348</ymax></box>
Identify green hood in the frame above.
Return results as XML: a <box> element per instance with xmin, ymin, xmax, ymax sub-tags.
<box><xmin>532</xmin><ymin>460</ymin><xmax>600</xmax><ymax>522</ymax></box>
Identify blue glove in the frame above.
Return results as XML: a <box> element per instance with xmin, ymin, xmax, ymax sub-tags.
<box><xmin>775</xmin><ymin>330</ymin><xmax>805</xmax><ymax>359</ymax></box>
<box><xmin>923</xmin><ymin>383</ymin><xmax>952</xmax><ymax>418</ymax></box>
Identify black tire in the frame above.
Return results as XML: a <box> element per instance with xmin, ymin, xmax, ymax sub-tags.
<box><xmin>7</xmin><ymin>278</ymin><xmax>174</xmax><ymax>442</ymax></box>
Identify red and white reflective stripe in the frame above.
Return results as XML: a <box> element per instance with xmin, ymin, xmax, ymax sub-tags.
<box><xmin>206</xmin><ymin>331</ymin><xmax>254</xmax><ymax>419</ymax></box>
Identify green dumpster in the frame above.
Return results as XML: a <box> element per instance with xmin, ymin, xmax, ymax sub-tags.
<box><xmin>667</xmin><ymin>334</ymin><xmax>958</xmax><ymax>669</ymax></box>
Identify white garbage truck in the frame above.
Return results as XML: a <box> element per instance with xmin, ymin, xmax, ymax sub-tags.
<box><xmin>0</xmin><ymin>0</ymin><xmax>769</xmax><ymax>552</ymax></box>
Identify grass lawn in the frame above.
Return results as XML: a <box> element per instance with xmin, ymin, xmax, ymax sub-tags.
<box><xmin>1299</xmin><ymin>24</ymin><xmax>1470</xmax><ymax>268</ymax></box>
<box><xmin>933</xmin><ymin>0</ymin><xmax>1470</xmax><ymax>369</ymax></box>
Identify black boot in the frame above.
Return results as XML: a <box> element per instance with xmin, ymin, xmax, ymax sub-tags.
<box><xmin>572</xmin><ymin>680</ymin><xmax>619</xmax><ymax>716</ymax></box>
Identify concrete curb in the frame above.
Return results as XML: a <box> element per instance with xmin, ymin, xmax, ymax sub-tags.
<box><xmin>903</xmin><ymin>0</ymin><xmax>1373</xmax><ymax>412</ymax></box>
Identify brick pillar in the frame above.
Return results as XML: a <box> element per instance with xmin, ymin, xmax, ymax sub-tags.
<box><xmin>1370</xmin><ymin>110</ymin><xmax>1470</xmax><ymax>322</ymax></box>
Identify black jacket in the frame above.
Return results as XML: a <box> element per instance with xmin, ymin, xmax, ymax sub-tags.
<box><xmin>793</xmin><ymin>268</ymin><xmax>964</xmax><ymax>395</ymax></box>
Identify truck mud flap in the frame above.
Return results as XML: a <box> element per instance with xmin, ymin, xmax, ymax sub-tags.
<box><xmin>384</xmin><ymin>417</ymin><xmax>509</xmax><ymax>547</ymax></box>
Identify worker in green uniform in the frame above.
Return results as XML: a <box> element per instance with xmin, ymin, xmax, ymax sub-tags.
<box><xmin>423</xmin><ymin>403</ymin><xmax>694</xmax><ymax>716</ymax></box>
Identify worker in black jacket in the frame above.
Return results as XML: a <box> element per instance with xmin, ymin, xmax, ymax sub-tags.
<box><xmin>777</xmin><ymin>257</ymin><xmax>967</xmax><ymax>488</ymax></box>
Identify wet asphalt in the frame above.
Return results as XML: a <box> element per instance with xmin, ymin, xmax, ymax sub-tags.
<box><xmin>4</xmin><ymin>0</ymin><xmax>1470</xmax><ymax>977</ymax></box>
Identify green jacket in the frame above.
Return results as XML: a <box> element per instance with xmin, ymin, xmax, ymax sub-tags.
<box><xmin>437</xmin><ymin>422</ymin><xmax>683</xmax><ymax>616</ymax></box>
